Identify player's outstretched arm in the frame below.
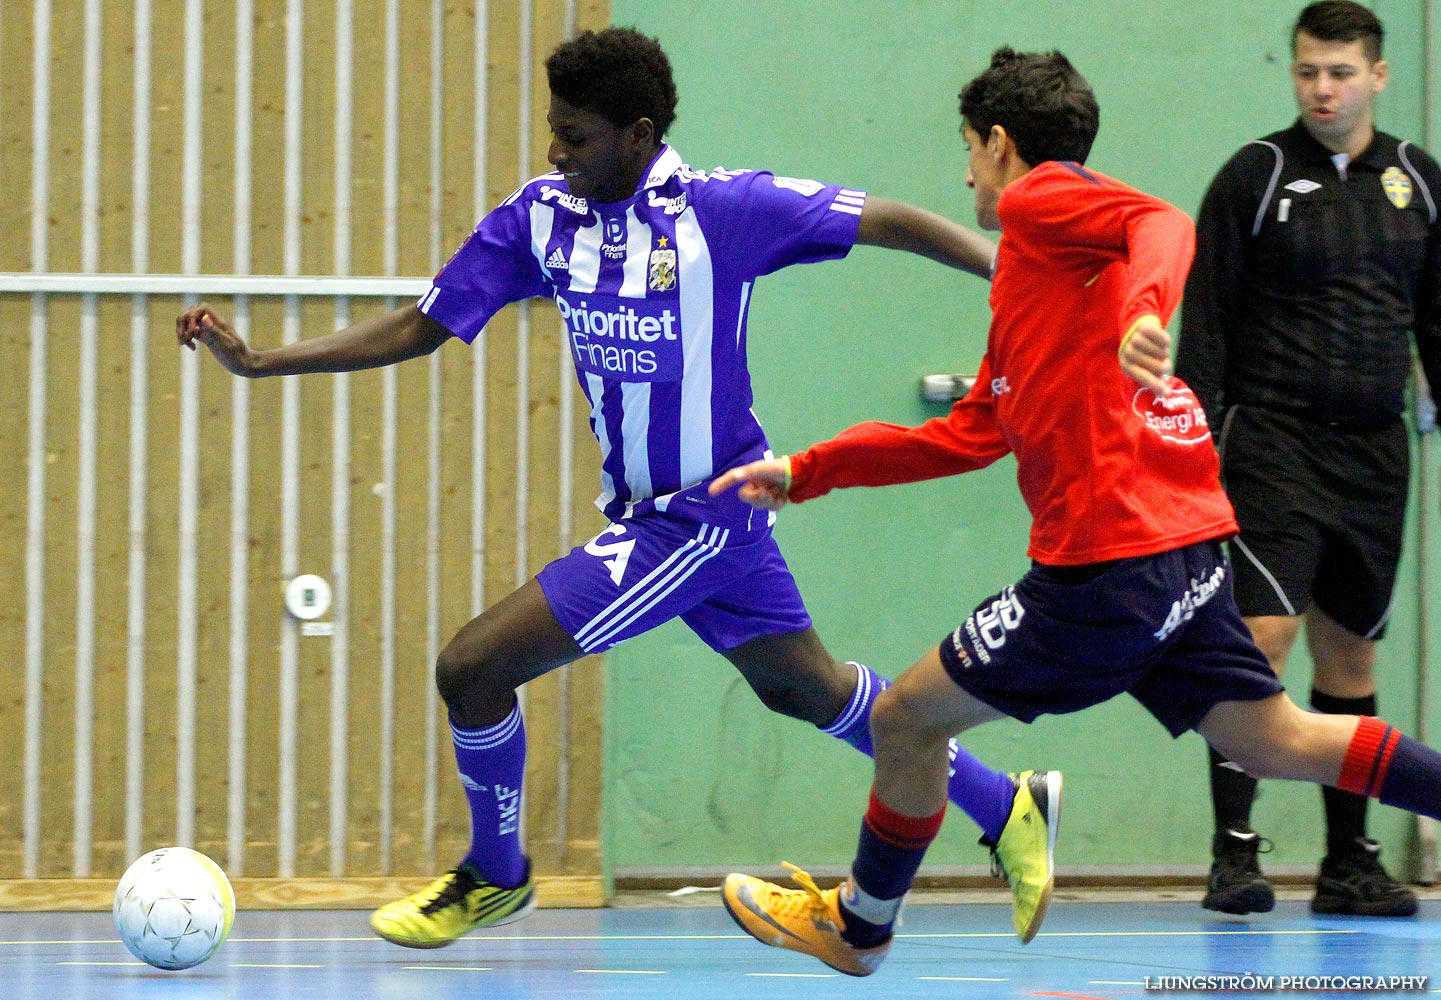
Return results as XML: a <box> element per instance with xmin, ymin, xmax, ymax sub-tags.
<box><xmin>708</xmin><ymin>456</ymin><xmax>792</xmax><ymax>511</ymax></box>
<box><xmin>177</xmin><ymin>303</ymin><xmax>452</xmax><ymax>378</ymax></box>
<box><xmin>1119</xmin><ymin>314</ymin><xmax>1172</xmax><ymax>396</ymax></box>
<box><xmin>856</xmin><ymin>197</ymin><xmax>996</xmax><ymax>279</ymax></box>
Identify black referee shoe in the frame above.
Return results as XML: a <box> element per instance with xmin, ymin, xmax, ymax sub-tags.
<box><xmin>1311</xmin><ymin>838</ymin><xmax>1418</xmax><ymax>917</ymax></box>
<box><xmin>1202</xmin><ymin>828</ymin><xmax>1275</xmax><ymax>915</ymax></box>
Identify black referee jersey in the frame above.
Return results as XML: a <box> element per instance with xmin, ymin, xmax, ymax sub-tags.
<box><xmin>1177</xmin><ymin>119</ymin><xmax>1441</xmax><ymax>430</ymax></box>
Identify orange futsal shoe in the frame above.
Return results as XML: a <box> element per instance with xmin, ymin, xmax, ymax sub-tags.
<box><xmin>722</xmin><ymin>863</ymin><xmax>890</xmax><ymax>977</ymax></box>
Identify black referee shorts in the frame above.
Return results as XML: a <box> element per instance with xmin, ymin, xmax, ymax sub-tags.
<box><xmin>1216</xmin><ymin>405</ymin><xmax>1408</xmax><ymax>639</ymax></box>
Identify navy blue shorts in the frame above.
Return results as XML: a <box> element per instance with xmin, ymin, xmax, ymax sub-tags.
<box><xmin>937</xmin><ymin>540</ymin><xmax>1283</xmax><ymax>737</ymax></box>
<box><xmin>537</xmin><ymin>514</ymin><xmax>812</xmax><ymax>654</ymax></box>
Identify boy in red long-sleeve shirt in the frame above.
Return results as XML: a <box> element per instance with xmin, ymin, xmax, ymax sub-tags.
<box><xmin>709</xmin><ymin>47</ymin><xmax>1441</xmax><ymax>978</ymax></box>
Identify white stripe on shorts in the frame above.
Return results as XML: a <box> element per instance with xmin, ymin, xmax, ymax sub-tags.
<box><xmin>1231</xmin><ymin>535</ymin><xmax>1297</xmax><ymax>617</ymax></box>
<box><xmin>1363</xmin><ymin>591</ymin><xmax>1395</xmax><ymax>640</ymax></box>
<box><xmin>573</xmin><ymin>523</ymin><xmax>729</xmax><ymax>651</ymax></box>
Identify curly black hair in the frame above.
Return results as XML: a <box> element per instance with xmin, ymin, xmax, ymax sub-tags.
<box><xmin>959</xmin><ymin>48</ymin><xmax>1099</xmax><ymax>167</ymax></box>
<box><xmin>1293</xmin><ymin>1</ymin><xmax>1383</xmax><ymax>62</ymax></box>
<box><xmin>546</xmin><ymin>27</ymin><xmax>678</xmax><ymax>138</ymax></box>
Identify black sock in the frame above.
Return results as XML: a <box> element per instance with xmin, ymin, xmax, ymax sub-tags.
<box><xmin>1312</xmin><ymin>689</ymin><xmax>1375</xmax><ymax>856</ymax></box>
<box><xmin>1208</xmin><ymin>744</ymin><xmax>1258</xmax><ymax>834</ymax></box>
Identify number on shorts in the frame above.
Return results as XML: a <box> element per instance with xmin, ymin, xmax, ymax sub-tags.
<box><xmin>584</xmin><ymin>524</ymin><xmax>636</xmax><ymax>586</ymax></box>
<box><xmin>973</xmin><ymin>587</ymin><xmax>1024</xmax><ymax>650</ymax></box>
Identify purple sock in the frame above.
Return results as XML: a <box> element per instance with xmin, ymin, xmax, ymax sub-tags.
<box><xmin>820</xmin><ymin>661</ymin><xmax>888</xmax><ymax>755</ymax></box>
<box><xmin>453</xmin><ymin>705</ymin><xmax>528</xmax><ymax>888</ymax></box>
<box><xmin>949</xmin><ymin>741</ymin><xmax>1018</xmax><ymax>843</ymax></box>
<box><xmin>823</xmin><ymin>661</ymin><xmax>1015</xmax><ymax>841</ymax></box>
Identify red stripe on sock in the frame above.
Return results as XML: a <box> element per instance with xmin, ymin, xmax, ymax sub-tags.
<box><xmin>1337</xmin><ymin>716</ymin><xmax>1394</xmax><ymax>797</ymax></box>
<box><xmin>864</xmin><ymin>790</ymin><xmax>944</xmax><ymax>850</ymax></box>
<box><xmin>1366</xmin><ymin>725</ymin><xmax>1401</xmax><ymax>797</ymax></box>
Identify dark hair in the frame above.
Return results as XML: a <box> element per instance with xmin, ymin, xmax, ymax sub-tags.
<box><xmin>1293</xmin><ymin>1</ymin><xmax>1383</xmax><ymax>62</ymax></box>
<box><xmin>959</xmin><ymin>48</ymin><xmax>1099</xmax><ymax>166</ymax></box>
<box><xmin>545</xmin><ymin>27</ymin><xmax>678</xmax><ymax>138</ymax></box>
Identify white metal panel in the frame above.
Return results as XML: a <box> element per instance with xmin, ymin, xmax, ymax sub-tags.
<box><xmin>124</xmin><ymin>0</ymin><xmax>154</xmax><ymax>871</ymax></box>
<box><xmin>472</xmin><ymin>2</ymin><xmax>490</xmax><ymax>621</ymax></box>
<box><xmin>175</xmin><ymin>0</ymin><xmax>207</xmax><ymax>851</ymax></box>
<box><xmin>423</xmin><ymin>0</ymin><xmax>446</xmax><ymax>874</ymax></box>
<box><xmin>71</xmin><ymin>0</ymin><xmax>104</xmax><ymax>878</ymax></box>
<box><xmin>0</xmin><ymin>273</ymin><xmax>430</xmax><ymax>295</ymax></box>
<box><xmin>227</xmin><ymin>0</ymin><xmax>256</xmax><ymax>879</ymax></box>
<box><xmin>22</xmin><ymin>0</ymin><xmax>52</xmax><ymax>883</ymax></box>
<box><xmin>378</xmin><ymin>0</ymin><xmax>402</xmax><ymax>875</ymax></box>
<box><xmin>329</xmin><ymin>0</ymin><xmax>355</xmax><ymax>880</ymax></box>
<box><xmin>277</xmin><ymin>0</ymin><xmax>307</xmax><ymax>879</ymax></box>
<box><xmin>380</xmin><ymin>362</ymin><xmax>399</xmax><ymax>874</ymax></box>
<box><xmin>514</xmin><ymin>1</ymin><xmax>534</xmax><ymax>592</ymax></box>
<box><xmin>553</xmin><ymin>0</ymin><xmax>581</xmax><ymax>867</ymax></box>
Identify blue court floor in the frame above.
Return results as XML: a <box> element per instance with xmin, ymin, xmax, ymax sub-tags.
<box><xmin>4</xmin><ymin>894</ymin><xmax>1438</xmax><ymax>1000</ymax></box>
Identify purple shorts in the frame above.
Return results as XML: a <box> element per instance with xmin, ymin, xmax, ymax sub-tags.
<box><xmin>537</xmin><ymin>514</ymin><xmax>812</xmax><ymax>654</ymax></box>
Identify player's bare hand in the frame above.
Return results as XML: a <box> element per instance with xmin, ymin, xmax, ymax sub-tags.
<box><xmin>708</xmin><ymin>457</ymin><xmax>792</xmax><ymax>511</ymax></box>
<box><xmin>177</xmin><ymin>304</ymin><xmax>256</xmax><ymax>377</ymax></box>
<box><xmin>1119</xmin><ymin>316</ymin><xmax>1172</xmax><ymax>397</ymax></box>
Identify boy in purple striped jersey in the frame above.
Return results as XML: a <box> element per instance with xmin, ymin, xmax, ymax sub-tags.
<box><xmin>177</xmin><ymin>26</ymin><xmax>1055</xmax><ymax>947</ymax></box>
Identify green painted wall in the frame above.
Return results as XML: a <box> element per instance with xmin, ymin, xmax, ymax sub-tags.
<box><xmin>602</xmin><ymin>0</ymin><xmax>1438</xmax><ymax>876</ymax></box>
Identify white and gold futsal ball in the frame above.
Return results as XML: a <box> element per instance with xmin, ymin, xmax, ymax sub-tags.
<box><xmin>113</xmin><ymin>847</ymin><xmax>235</xmax><ymax>970</ymax></box>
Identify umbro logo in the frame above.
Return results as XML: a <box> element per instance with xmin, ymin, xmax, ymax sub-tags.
<box><xmin>1284</xmin><ymin>179</ymin><xmax>1322</xmax><ymax>194</ymax></box>
<box><xmin>545</xmin><ymin>248</ymin><xmax>569</xmax><ymax>271</ymax></box>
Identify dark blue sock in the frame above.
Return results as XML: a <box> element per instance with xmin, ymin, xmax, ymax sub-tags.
<box><xmin>852</xmin><ymin>812</ymin><xmax>932</xmax><ymax>899</ymax></box>
<box><xmin>823</xmin><ymin>661</ymin><xmax>1014</xmax><ymax>840</ymax></box>
<box><xmin>1375</xmin><ymin>734</ymin><xmax>1441</xmax><ymax>820</ymax></box>
<box><xmin>838</xmin><ymin>791</ymin><xmax>944</xmax><ymax>948</ymax></box>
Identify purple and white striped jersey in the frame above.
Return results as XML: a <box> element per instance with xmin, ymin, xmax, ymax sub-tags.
<box><xmin>418</xmin><ymin>144</ymin><xmax>865</xmax><ymax>528</ymax></box>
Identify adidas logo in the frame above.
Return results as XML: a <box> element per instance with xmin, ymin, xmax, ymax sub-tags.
<box><xmin>546</xmin><ymin>248</ymin><xmax>569</xmax><ymax>271</ymax></box>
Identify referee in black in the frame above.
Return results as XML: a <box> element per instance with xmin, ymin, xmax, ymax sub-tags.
<box><xmin>1176</xmin><ymin>0</ymin><xmax>1441</xmax><ymax>917</ymax></box>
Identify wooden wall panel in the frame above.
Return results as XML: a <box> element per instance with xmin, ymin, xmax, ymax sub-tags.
<box><xmin>0</xmin><ymin>293</ymin><xmax>30</xmax><ymax>874</ymax></box>
<box><xmin>0</xmin><ymin>0</ymin><xmax>612</xmax><ymax>898</ymax></box>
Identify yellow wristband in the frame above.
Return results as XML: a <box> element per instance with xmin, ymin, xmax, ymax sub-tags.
<box><xmin>782</xmin><ymin>455</ymin><xmax>793</xmax><ymax>495</ymax></box>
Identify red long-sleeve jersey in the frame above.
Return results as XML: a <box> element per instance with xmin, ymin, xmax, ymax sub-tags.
<box><xmin>789</xmin><ymin>161</ymin><xmax>1238</xmax><ymax>565</ymax></box>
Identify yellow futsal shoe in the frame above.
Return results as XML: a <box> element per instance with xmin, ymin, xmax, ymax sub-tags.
<box><xmin>722</xmin><ymin>863</ymin><xmax>890</xmax><ymax>977</ymax></box>
<box><xmin>370</xmin><ymin>863</ymin><xmax>536</xmax><ymax>948</ymax></box>
<box><xmin>988</xmin><ymin>769</ymin><xmax>1063</xmax><ymax>944</ymax></box>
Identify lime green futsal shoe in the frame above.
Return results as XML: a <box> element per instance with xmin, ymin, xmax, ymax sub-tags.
<box><xmin>988</xmin><ymin>769</ymin><xmax>1063</xmax><ymax>944</ymax></box>
<box><xmin>370</xmin><ymin>863</ymin><xmax>536</xmax><ymax>948</ymax></box>
<box><xmin>722</xmin><ymin>863</ymin><xmax>890</xmax><ymax>977</ymax></box>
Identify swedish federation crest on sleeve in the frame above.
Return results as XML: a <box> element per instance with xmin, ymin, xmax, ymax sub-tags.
<box><xmin>1382</xmin><ymin>166</ymin><xmax>1412</xmax><ymax>209</ymax></box>
<box><xmin>648</xmin><ymin>245</ymin><xmax>677</xmax><ymax>291</ymax></box>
